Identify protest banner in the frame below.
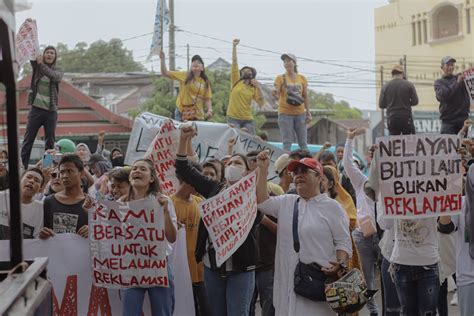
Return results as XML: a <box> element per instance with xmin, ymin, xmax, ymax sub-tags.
<box><xmin>464</xmin><ymin>67</ymin><xmax>474</xmax><ymax>108</ymax></box>
<box><xmin>144</xmin><ymin>118</ymin><xmax>180</xmax><ymax>195</ymax></box>
<box><xmin>198</xmin><ymin>171</ymin><xmax>257</xmax><ymax>266</ymax></box>
<box><xmin>0</xmin><ymin>232</ymin><xmax>194</xmax><ymax>316</ymax></box>
<box><xmin>376</xmin><ymin>134</ymin><xmax>462</xmax><ymax>219</ymax></box>
<box><xmin>15</xmin><ymin>19</ymin><xmax>40</xmax><ymax>67</ymax></box>
<box><xmin>89</xmin><ymin>198</ymin><xmax>168</xmax><ymax>289</ymax></box>
<box><xmin>125</xmin><ymin>112</ymin><xmax>285</xmax><ymax>181</ymax></box>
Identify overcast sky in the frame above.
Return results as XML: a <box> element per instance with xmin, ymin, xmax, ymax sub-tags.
<box><xmin>16</xmin><ymin>0</ymin><xmax>389</xmax><ymax>110</ymax></box>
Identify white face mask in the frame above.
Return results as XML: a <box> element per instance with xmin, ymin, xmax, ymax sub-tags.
<box><xmin>225</xmin><ymin>164</ymin><xmax>244</xmax><ymax>182</ymax></box>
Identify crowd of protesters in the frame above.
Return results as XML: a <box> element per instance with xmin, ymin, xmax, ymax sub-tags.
<box><xmin>0</xmin><ymin>34</ymin><xmax>473</xmax><ymax>316</ymax></box>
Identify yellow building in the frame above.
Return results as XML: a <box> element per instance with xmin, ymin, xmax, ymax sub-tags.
<box><xmin>375</xmin><ymin>0</ymin><xmax>474</xmax><ymax>115</ymax></box>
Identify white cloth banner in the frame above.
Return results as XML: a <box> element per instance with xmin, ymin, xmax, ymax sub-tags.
<box><xmin>15</xmin><ymin>19</ymin><xmax>40</xmax><ymax>67</ymax></box>
<box><xmin>464</xmin><ymin>67</ymin><xmax>474</xmax><ymax>108</ymax></box>
<box><xmin>0</xmin><ymin>232</ymin><xmax>194</xmax><ymax>316</ymax></box>
<box><xmin>146</xmin><ymin>0</ymin><xmax>169</xmax><ymax>61</ymax></box>
<box><xmin>144</xmin><ymin>119</ymin><xmax>180</xmax><ymax>196</ymax></box>
<box><xmin>89</xmin><ymin>198</ymin><xmax>168</xmax><ymax>289</ymax></box>
<box><xmin>376</xmin><ymin>134</ymin><xmax>462</xmax><ymax>219</ymax></box>
<box><xmin>198</xmin><ymin>171</ymin><xmax>257</xmax><ymax>266</ymax></box>
<box><xmin>125</xmin><ymin>112</ymin><xmax>285</xmax><ymax>182</ymax></box>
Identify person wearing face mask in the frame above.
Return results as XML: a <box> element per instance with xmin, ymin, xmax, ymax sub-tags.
<box><xmin>110</xmin><ymin>147</ymin><xmax>125</xmax><ymax>167</ymax></box>
<box><xmin>226</xmin><ymin>39</ymin><xmax>265</xmax><ymax>135</ymax></box>
<box><xmin>21</xmin><ymin>45</ymin><xmax>63</xmax><ymax>169</ymax></box>
<box><xmin>160</xmin><ymin>51</ymin><xmax>213</xmax><ymax>121</ymax></box>
<box><xmin>435</xmin><ymin>56</ymin><xmax>470</xmax><ymax>135</ymax></box>
<box><xmin>175</xmin><ymin>125</ymin><xmax>263</xmax><ymax>316</ymax></box>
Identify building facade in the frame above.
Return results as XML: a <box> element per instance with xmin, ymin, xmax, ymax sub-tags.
<box><xmin>374</xmin><ymin>0</ymin><xmax>474</xmax><ymax>114</ymax></box>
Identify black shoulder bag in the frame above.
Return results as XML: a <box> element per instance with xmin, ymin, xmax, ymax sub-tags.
<box><xmin>283</xmin><ymin>75</ymin><xmax>304</xmax><ymax>106</ymax></box>
<box><xmin>292</xmin><ymin>198</ymin><xmax>328</xmax><ymax>301</ymax></box>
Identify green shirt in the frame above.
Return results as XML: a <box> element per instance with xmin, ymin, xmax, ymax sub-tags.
<box><xmin>32</xmin><ymin>76</ymin><xmax>51</xmax><ymax>110</ymax></box>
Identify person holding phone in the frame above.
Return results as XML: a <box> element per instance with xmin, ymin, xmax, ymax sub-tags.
<box><xmin>226</xmin><ymin>39</ymin><xmax>265</xmax><ymax>135</ymax></box>
<box><xmin>273</xmin><ymin>53</ymin><xmax>311</xmax><ymax>152</ymax></box>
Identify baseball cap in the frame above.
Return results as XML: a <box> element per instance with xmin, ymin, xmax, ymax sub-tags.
<box><xmin>274</xmin><ymin>153</ymin><xmax>290</xmax><ymax>174</ymax></box>
<box><xmin>441</xmin><ymin>56</ymin><xmax>456</xmax><ymax>65</ymax></box>
<box><xmin>191</xmin><ymin>54</ymin><xmax>204</xmax><ymax>66</ymax></box>
<box><xmin>281</xmin><ymin>53</ymin><xmax>297</xmax><ymax>64</ymax></box>
<box><xmin>287</xmin><ymin>158</ymin><xmax>323</xmax><ymax>175</ymax></box>
<box><xmin>391</xmin><ymin>64</ymin><xmax>404</xmax><ymax>74</ymax></box>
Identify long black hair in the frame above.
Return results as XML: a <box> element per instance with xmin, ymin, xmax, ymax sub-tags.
<box><xmin>323</xmin><ymin>166</ymin><xmax>338</xmax><ymax>199</ymax></box>
<box><xmin>126</xmin><ymin>159</ymin><xmax>160</xmax><ymax>201</ymax></box>
<box><xmin>185</xmin><ymin>55</ymin><xmax>210</xmax><ymax>90</ymax></box>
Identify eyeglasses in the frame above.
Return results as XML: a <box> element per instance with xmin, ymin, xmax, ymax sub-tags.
<box><xmin>51</xmin><ymin>172</ymin><xmax>59</xmax><ymax>179</ymax></box>
<box><xmin>290</xmin><ymin>166</ymin><xmax>319</xmax><ymax>177</ymax></box>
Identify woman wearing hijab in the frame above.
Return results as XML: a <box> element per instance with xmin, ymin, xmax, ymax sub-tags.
<box><xmin>21</xmin><ymin>45</ymin><xmax>63</xmax><ymax>169</ymax></box>
<box><xmin>75</xmin><ymin>143</ymin><xmax>91</xmax><ymax>164</ymax></box>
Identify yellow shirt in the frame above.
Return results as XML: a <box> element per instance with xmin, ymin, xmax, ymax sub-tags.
<box><xmin>226</xmin><ymin>61</ymin><xmax>264</xmax><ymax>120</ymax></box>
<box><xmin>274</xmin><ymin>74</ymin><xmax>307</xmax><ymax>115</ymax></box>
<box><xmin>169</xmin><ymin>71</ymin><xmax>212</xmax><ymax>120</ymax></box>
<box><xmin>170</xmin><ymin>194</ymin><xmax>204</xmax><ymax>283</ymax></box>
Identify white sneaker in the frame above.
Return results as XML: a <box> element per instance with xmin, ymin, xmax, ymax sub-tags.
<box><xmin>450</xmin><ymin>292</ymin><xmax>458</xmax><ymax>306</ymax></box>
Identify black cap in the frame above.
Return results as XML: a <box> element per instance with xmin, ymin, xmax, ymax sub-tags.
<box><xmin>191</xmin><ymin>55</ymin><xmax>204</xmax><ymax>66</ymax></box>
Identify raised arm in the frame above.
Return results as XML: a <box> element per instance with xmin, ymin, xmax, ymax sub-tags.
<box><xmin>343</xmin><ymin>128</ymin><xmax>367</xmax><ymax>190</ymax></box>
<box><xmin>159</xmin><ymin>51</ymin><xmax>172</xmax><ymax>79</ymax></box>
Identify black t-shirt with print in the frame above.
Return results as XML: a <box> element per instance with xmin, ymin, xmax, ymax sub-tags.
<box><xmin>43</xmin><ymin>195</ymin><xmax>87</xmax><ymax>234</ymax></box>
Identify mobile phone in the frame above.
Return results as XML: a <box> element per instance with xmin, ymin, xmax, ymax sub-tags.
<box><xmin>53</xmin><ymin>153</ymin><xmax>63</xmax><ymax>164</ymax></box>
<box><xmin>43</xmin><ymin>154</ymin><xmax>53</xmax><ymax>168</ymax></box>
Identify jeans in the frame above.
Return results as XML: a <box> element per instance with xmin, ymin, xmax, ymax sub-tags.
<box><xmin>192</xmin><ymin>282</ymin><xmax>211</xmax><ymax>316</ymax></box>
<box><xmin>204</xmin><ymin>266</ymin><xmax>255</xmax><ymax>316</ymax></box>
<box><xmin>440</xmin><ymin>120</ymin><xmax>464</xmax><ymax>135</ymax></box>
<box><xmin>121</xmin><ymin>265</ymin><xmax>175</xmax><ymax>316</ymax></box>
<box><xmin>278</xmin><ymin>113</ymin><xmax>308</xmax><ymax>152</ymax></box>
<box><xmin>227</xmin><ymin>117</ymin><xmax>256</xmax><ymax>135</ymax></box>
<box><xmin>256</xmin><ymin>269</ymin><xmax>275</xmax><ymax>316</ymax></box>
<box><xmin>381</xmin><ymin>257</ymin><xmax>401</xmax><ymax>316</ymax></box>
<box><xmin>352</xmin><ymin>230</ymin><xmax>380</xmax><ymax>315</ymax></box>
<box><xmin>458</xmin><ymin>283</ymin><xmax>474</xmax><ymax>316</ymax></box>
<box><xmin>392</xmin><ymin>263</ymin><xmax>440</xmax><ymax>316</ymax></box>
<box><xmin>437</xmin><ymin>278</ymin><xmax>448</xmax><ymax>316</ymax></box>
<box><xmin>387</xmin><ymin>115</ymin><xmax>415</xmax><ymax>135</ymax></box>
<box><xmin>21</xmin><ymin>106</ymin><xmax>57</xmax><ymax>169</ymax></box>
<box><xmin>174</xmin><ymin>108</ymin><xmax>182</xmax><ymax>122</ymax></box>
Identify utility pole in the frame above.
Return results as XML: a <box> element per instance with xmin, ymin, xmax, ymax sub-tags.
<box><xmin>380</xmin><ymin>65</ymin><xmax>385</xmax><ymax>136</ymax></box>
<box><xmin>187</xmin><ymin>44</ymin><xmax>190</xmax><ymax>70</ymax></box>
<box><xmin>403</xmin><ymin>54</ymin><xmax>407</xmax><ymax>78</ymax></box>
<box><xmin>168</xmin><ymin>0</ymin><xmax>176</xmax><ymax>71</ymax></box>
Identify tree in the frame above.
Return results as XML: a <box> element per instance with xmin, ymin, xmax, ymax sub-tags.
<box><xmin>55</xmin><ymin>39</ymin><xmax>144</xmax><ymax>73</ymax></box>
<box><xmin>130</xmin><ymin>69</ymin><xmax>361</xmax><ymax>132</ymax></box>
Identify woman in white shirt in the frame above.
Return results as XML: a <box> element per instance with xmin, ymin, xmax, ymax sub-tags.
<box><xmin>256</xmin><ymin>152</ymin><xmax>352</xmax><ymax>315</ymax></box>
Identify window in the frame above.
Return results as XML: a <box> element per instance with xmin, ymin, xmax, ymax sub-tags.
<box><xmin>467</xmin><ymin>8</ymin><xmax>471</xmax><ymax>34</ymax></box>
<box><xmin>417</xmin><ymin>21</ymin><xmax>422</xmax><ymax>44</ymax></box>
<box><xmin>432</xmin><ymin>4</ymin><xmax>460</xmax><ymax>39</ymax></box>
<box><xmin>412</xmin><ymin>22</ymin><xmax>417</xmax><ymax>45</ymax></box>
<box><xmin>423</xmin><ymin>19</ymin><xmax>428</xmax><ymax>43</ymax></box>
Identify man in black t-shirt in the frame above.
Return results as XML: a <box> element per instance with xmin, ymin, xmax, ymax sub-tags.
<box><xmin>40</xmin><ymin>154</ymin><xmax>88</xmax><ymax>239</ymax></box>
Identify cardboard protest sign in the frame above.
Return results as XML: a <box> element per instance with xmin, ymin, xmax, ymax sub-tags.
<box><xmin>89</xmin><ymin>198</ymin><xmax>168</xmax><ymax>289</ymax></box>
<box><xmin>16</xmin><ymin>19</ymin><xmax>40</xmax><ymax>67</ymax></box>
<box><xmin>144</xmin><ymin>118</ymin><xmax>180</xmax><ymax>195</ymax></box>
<box><xmin>125</xmin><ymin>112</ymin><xmax>285</xmax><ymax>181</ymax></box>
<box><xmin>0</xmin><ymin>233</ymin><xmax>194</xmax><ymax>316</ymax></box>
<box><xmin>464</xmin><ymin>67</ymin><xmax>474</xmax><ymax>108</ymax></box>
<box><xmin>198</xmin><ymin>171</ymin><xmax>258</xmax><ymax>266</ymax></box>
<box><xmin>376</xmin><ymin>134</ymin><xmax>462</xmax><ymax>219</ymax></box>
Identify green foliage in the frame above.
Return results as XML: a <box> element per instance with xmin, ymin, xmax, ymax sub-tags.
<box><xmin>131</xmin><ymin>70</ymin><xmax>362</xmax><ymax>130</ymax></box>
<box><xmin>56</xmin><ymin>39</ymin><xmax>144</xmax><ymax>73</ymax></box>
<box><xmin>308</xmin><ymin>91</ymin><xmax>362</xmax><ymax>119</ymax></box>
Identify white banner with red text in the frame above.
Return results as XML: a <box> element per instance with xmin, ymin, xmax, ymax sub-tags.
<box><xmin>0</xmin><ymin>231</ymin><xmax>194</xmax><ymax>316</ymax></box>
<box><xmin>16</xmin><ymin>19</ymin><xmax>40</xmax><ymax>67</ymax></box>
<box><xmin>198</xmin><ymin>171</ymin><xmax>258</xmax><ymax>266</ymax></box>
<box><xmin>376</xmin><ymin>134</ymin><xmax>462</xmax><ymax>219</ymax></box>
